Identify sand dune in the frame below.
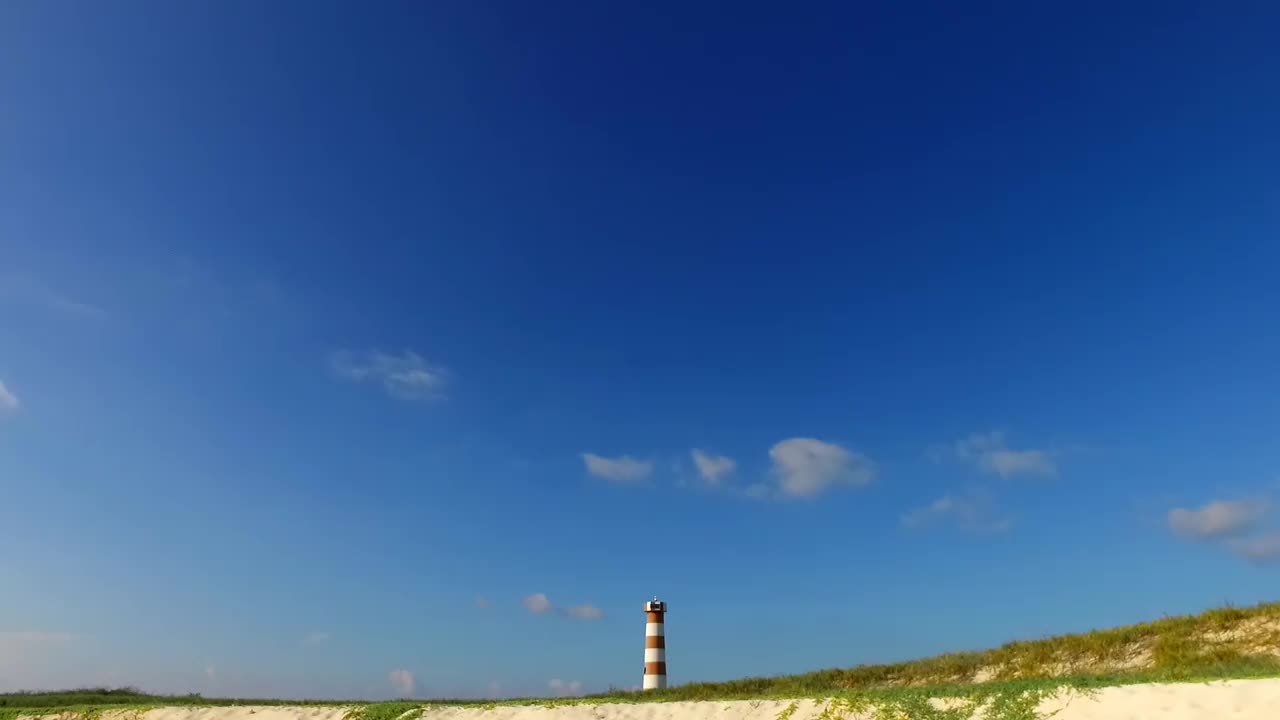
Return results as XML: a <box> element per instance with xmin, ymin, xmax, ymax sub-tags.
<box><xmin>33</xmin><ymin>679</ymin><xmax>1280</xmax><ymax>720</ymax></box>
<box><xmin>1036</xmin><ymin>678</ymin><xmax>1280</xmax><ymax>718</ymax></box>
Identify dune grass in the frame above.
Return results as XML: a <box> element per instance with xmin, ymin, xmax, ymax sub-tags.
<box><xmin>0</xmin><ymin>689</ymin><xmax>163</xmax><ymax>709</ymax></box>
<box><xmin>0</xmin><ymin>688</ymin><xmax>349</xmax><ymax>709</ymax></box>
<box><xmin>603</xmin><ymin>600</ymin><xmax>1280</xmax><ymax>701</ymax></box>
<box><xmin>4</xmin><ymin>601</ymin><xmax>1279</xmax><ymax>720</ymax></box>
<box><xmin>0</xmin><ymin>689</ymin><xmax>359</xmax><ymax>720</ymax></box>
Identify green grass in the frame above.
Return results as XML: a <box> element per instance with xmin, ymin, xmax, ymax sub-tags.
<box><xmin>0</xmin><ymin>689</ymin><xmax>160</xmax><ymax>709</ymax></box>
<box><xmin>599</xmin><ymin>599</ymin><xmax>1280</xmax><ymax>701</ymax></box>
<box><xmin>0</xmin><ymin>688</ymin><xmax>374</xmax><ymax>720</ymax></box>
<box><xmin>582</xmin><ymin>659</ymin><xmax>1280</xmax><ymax>720</ymax></box>
<box><xmin>343</xmin><ymin>702</ymin><xmax>425</xmax><ymax>720</ymax></box>
<box><xmin>0</xmin><ymin>689</ymin><xmax>357</xmax><ymax>709</ymax></box>
<box><xmin>4</xmin><ymin>601</ymin><xmax>1280</xmax><ymax>720</ymax></box>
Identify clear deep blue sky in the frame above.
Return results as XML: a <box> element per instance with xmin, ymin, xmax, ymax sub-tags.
<box><xmin>3</xmin><ymin>0</ymin><xmax>1280</xmax><ymax>701</ymax></box>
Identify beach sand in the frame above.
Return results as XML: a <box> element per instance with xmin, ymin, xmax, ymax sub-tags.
<box><xmin>53</xmin><ymin>679</ymin><xmax>1280</xmax><ymax>720</ymax></box>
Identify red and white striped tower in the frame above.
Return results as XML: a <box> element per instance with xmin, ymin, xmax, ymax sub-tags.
<box><xmin>643</xmin><ymin>597</ymin><xmax>667</xmax><ymax>690</ymax></box>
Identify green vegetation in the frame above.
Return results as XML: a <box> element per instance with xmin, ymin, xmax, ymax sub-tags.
<box><xmin>3</xmin><ymin>601</ymin><xmax>1279</xmax><ymax>720</ymax></box>
<box><xmin>0</xmin><ymin>689</ymin><xmax>161</xmax><ymax>709</ymax></box>
<box><xmin>597</xmin><ymin>600</ymin><xmax>1280</xmax><ymax>701</ymax></box>
<box><xmin>0</xmin><ymin>689</ymin><xmax>342</xmax><ymax>710</ymax></box>
<box><xmin>343</xmin><ymin>702</ymin><xmax>423</xmax><ymax>720</ymax></box>
<box><xmin>0</xmin><ymin>689</ymin><xmax>355</xmax><ymax>720</ymax></box>
<box><xmin>606</xmin><ymin>660</ymin><xmax>1280</xmax><ymax>720</ymax></box>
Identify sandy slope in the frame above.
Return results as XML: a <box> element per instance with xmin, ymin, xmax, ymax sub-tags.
<box><xmin>1035</xmin><ymin>679</ymin><xmax>1280</xmax><ymax>718</ymax></box>
<box><xmin>50</xmin><ymin>679</ymin><xmax>1280</xmax><ymax>720</ymax></box>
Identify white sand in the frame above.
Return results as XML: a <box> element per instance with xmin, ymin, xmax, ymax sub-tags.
<box><xmin>45</xmin><ymin>679</ymin><xmax>1280</xmax><ymax>720</ymax></box>
<box><xmin>1037</xmin><ymin>678</ymin><xmax>1280</xmax><ymax>718</ymax></box>
<box><xmin>137</xmin><ymin>710</ymin><xmax>352</xmax><ymax>720</ymax></box>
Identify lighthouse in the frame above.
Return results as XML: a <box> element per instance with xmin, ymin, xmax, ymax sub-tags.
<box><xmin>643</xmin><ymin>597</ymin><xmax>667</xmax><ymax>690</ymax></box>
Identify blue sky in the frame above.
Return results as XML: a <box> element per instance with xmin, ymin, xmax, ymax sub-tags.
<box><xmin>3</xmin><ymin>0</ymin><xmax>1280</xmax><ymax>701</ymax></box>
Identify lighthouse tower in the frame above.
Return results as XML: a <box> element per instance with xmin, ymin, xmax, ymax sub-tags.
<box><xmin>643</xmin><ymin>597</ymin><xmax>667</xmax><ymax>690</ymax></box>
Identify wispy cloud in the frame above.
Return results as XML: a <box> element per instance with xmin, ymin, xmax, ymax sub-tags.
<box><xmin>45</xmin><ymin>294</ymin><xmax>108</xmax><ymax>318</ymax></box>
<box><xmin>476</xmin><ymin>595</ymin><xmax>492</xmax><ymax>609</ymax></box>
<box><xmin>389</xmin><ymin>669</ymin><xmax>416</xmax><ymax>698</ymax></box>
<box><xmin>767</xmin><ymin>438</ymin><xmax>875</xmax><ymax>498</ymax></box>
<box><xmin>1168</xmin><ymin>500</ymin><xmax>1267</xmax><ymax>540</ymax></box>
<box><xmin>521</xmin><ymin>593</ymin><xmax>553</xmax><ymax>614</ymax></box>
<box><xmin>0</xmin><ymin>273</ymin><xmax>107</xmax><ymax>318</ymax></box>
<box><xmin>690</xmin><ymin>449</ymin><xmax>736</xmax><ymax>484</ymax></box>
<box><xmin>1166</xmin><ymin>497</ymin><xmax>1280</xmax><ymax>565</ymax></box>
<box><xmin>521</xmin><ymin>593</ymin><xmax>605</xmax><ymax>620</ymax></box>
<box><xmin>304</xmin><ymin>631</ymin><xmax>330</xmax><ymax>645</ymax></box>
<box><xmin>0</xmin><ymin>381</ymin><xmax>18</xmax><ymax>415</ymax></box>
<box><xmin>562</xmin><ymin>604</ymin><xmax>605</xmax><ymax>620</ymax></box>
<box><xmin>941</xmin><ymin>431</ymin><xmax>1057</xmax><ymax>478</ymax></box>
<box><xmin>548</xmin><ymin>679</ymin><xmax>583</xmax><ymax>696</ymax></box>
<box><xmin>982</xmin><ymin>449</ymin><xmax>1055</xmax><ymax>477</ymax></box>
<box><xmin>581</xmin><ymin>453</ymin><xmax>652</xmax><ymax>484</ymax></box>
<box><xmin>901</xmin><ymin>491</ymin><xmax>1012</xmax><ymax>533</ymax></box>
<box><xmin>330</xmin><ymin>350</ymin><xmax>448</xmax><ymax>400</ymax></box>
<box><xmin>1230</xmin><ymin>532</ymin><xmax>1280</xmax><ymax>564</ymax></box>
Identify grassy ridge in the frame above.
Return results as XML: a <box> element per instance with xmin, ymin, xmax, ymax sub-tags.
<box><xmin>3</xmin><ymin>690</ymin><xmax>211</xmax><ymax>708</ymax></box>
<box><xmin>0</xmin><ymin>690</ymin><xmax>351</xmax><ymax>720</ymax></box>
<box><xmin>0</xmin><ymin>689</ymin><xmax>346</xmax><ymax>710</ymax></box>
<box><xmin>610</xmin><ymin>600</ymin><xmax>1280</xmax><ymax>701</ymax></box>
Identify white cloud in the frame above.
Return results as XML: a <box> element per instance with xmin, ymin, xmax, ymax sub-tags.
<box><xmin>330</xmin><ymin>350</ymin><xmax>447</xmax><ymax>400</ymax></box>
<box><xmin>953</xmin><ymin>430</ymin><xmax>1004</xmax><ymax>458</ymax></box>
<box><xmin>0</xmin><ymin>381</ymin><xmax>19</xmax><ymax>414</ymax></box>
<box><xmin>950</xmin><ymin>431</ymin><xmax>1056</xmax><ymax>478</ymax></box>
<box><xmin>389</xmin><ymin>669</ymin><xmax>416</xmax><ymax>698</ymax></box>
<box><xmin>205</xmin><ymin>664</ymin><xmax>217</xmax><ymax>680</ymax></box>
<box><xmin>548</xmin><ymin>678</ymin><xmax>583</xmax><ymax>696</ymax></box>
<box><xmin>1168</xmin><ymin>500</ymin><xmax>1267</xmax><ymax>540</ymax></box>
<box><xmin>981</xmin><ymin>449</ymin><xmax>1055</xmax><ymax>477</ymax></box>
<box><xmin>1230</xmin><ymin>532</ymin><xmax>1280</xmax><ymax>564</ymax></box>
<box><xmin>562</xmin><ymin>604</ymin><xmax>605</xmax><ymax>620</ymax></box>
<box><xmin>691</xmin><ymin>449</ymin><xmax>736</xmax><ymax>484</ymax></box>
<box><xmin>901</xmin><ymin>492</ymin><xmax>1012</xmax><ymax>533</ymax></box>
<box><xmin>522</xmin><ymin>593</ymin><xmax>603</xmax><ymax>620</ymax></box>
<box><xmin>305</xmin><ymin>631</ymin><xmax>330</xmax><ymax>645</ymax></box>
<box><xmin>581</xmin><ymin>453</ymin><xmax>652</xmax><ymax>484</ymax></box>
<box><xmin>768</xmin><ymin>438</ymin><xmax>874</xmax><ymax>498</ymax></box>
<box><xmin>522</xmin><ymin>593</ymin><xmax>553</xmax><ymax>614</ymax></box>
